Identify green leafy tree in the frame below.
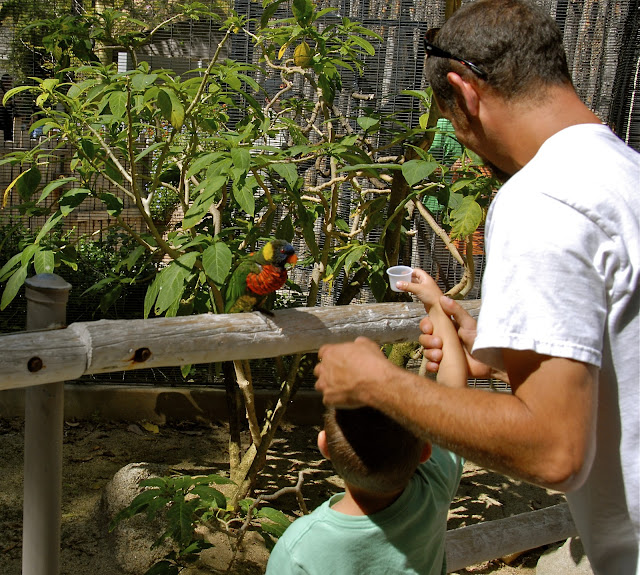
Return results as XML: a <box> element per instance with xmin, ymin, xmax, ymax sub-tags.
<box><xmin>0</xmin><ymin>0</ymin><xmax>497</xmax><ymax>508</ymax></box>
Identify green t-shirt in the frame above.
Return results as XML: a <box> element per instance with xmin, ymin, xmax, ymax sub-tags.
<box><xmin>429</xmin><ymin>118</ymin><xmax>462</xmax><ymax>166</ymax></box>
<box><xmin>266</xmin><ymin>445</ymin><xmax>463</xmax><ymax>575</ymax></box>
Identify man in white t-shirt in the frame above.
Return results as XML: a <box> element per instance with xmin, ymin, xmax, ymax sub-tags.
<box><xmin>313</xmin><ymin>1</ymin><xmax>640</xmax><ymax>573</ymax></box>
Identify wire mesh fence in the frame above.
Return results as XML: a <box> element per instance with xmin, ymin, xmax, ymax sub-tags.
<box><xmin>0</xmin><ymin>0</ymin><xmax>638</xmax><ymax>389</ymax></box>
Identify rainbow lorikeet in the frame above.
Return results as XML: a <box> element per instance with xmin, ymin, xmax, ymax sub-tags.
<box><xmin>225</xmin><ymin>239</ymin><xmax>298</xmax><ymax>314</ymax></box>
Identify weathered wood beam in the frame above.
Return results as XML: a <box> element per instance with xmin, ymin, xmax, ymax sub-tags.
<box><xmin>445</xmin><ymin>503</ymin><xmax>577</xmax><ymax>572</ymax></box>
<box><xmin>0</xmin><ymin>300</ymin><xmax>481</xmax><ymax>391</ymax></box>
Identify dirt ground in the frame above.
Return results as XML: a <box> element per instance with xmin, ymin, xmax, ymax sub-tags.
<box><xmin>0</xmin><ymin>416</ymin><xmax>566</xmax><ymax>574</ymax></box>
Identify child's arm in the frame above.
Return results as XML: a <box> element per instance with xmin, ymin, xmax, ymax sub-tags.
<box><xmin>398</xmin><ymin>269</ymin><xmax>468</xmax><ymax>388</ymax></box>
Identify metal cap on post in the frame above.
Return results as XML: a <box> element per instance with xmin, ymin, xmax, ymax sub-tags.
<box><xmin>23</xmin><ymin>273</ymin><xmax>71</xmax><ymax>575</ymax></box>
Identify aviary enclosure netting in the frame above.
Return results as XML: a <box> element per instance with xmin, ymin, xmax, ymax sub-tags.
<box><xmin>0</xmin><ymin>0</ymin><xmax>638</xmax><ymax>388</ymax></box>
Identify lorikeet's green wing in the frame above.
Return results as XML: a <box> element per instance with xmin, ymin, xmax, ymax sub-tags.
<box><xmin>224</xmin><ymin>257</ymin><xmax>262</xmax><ymax>313</ymax></box>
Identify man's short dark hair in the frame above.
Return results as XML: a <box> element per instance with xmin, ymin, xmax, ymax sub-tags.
<box><xmin>425</xmin><ymin>0</ymin><xmax>572</xmax><ymax>109</ymax></box>
<box><xmin>324</xmin><ymin>407</ymin><xmax>425</xmax><ymax>494</ymax></box>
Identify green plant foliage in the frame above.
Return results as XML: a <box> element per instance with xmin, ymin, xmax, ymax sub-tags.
<box><xmin>0</xmin><ymin>0</ymin><xmax>500</xmax><ymax>539</ymax></box>
<box><xmin>109</xmin><ymin>472</ymin><xmax>291</xmax><ymax>574</ymax></box>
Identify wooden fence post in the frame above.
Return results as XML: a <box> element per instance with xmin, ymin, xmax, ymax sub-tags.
<box><xmin>22</xmin><ymin>273</ymin><xmax>71</xmax><ymax>575</ymax></box>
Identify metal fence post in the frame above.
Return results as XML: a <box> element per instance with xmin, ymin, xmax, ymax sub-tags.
<box><xmin>22</xmin><ymin>273</ymin><xmax>71</xmax><ymax>575</ymax></box>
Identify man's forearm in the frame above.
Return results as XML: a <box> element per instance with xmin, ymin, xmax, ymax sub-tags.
<box><xmin>362</xmin><ymin>362</ymin><xmax>591</xmax><ymax>492</ymax></box>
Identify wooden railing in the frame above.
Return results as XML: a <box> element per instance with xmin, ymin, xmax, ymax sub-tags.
<box><xmin>1</xmin><ymin>273</ymin><xmax>576</xmax><ymax>575</ymax></box>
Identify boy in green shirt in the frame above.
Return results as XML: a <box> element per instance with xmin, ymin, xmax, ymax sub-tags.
<box><xmin>266</xmin><ymin>269</ymin><xmax>466</xmax><ymax>574</ymax></box>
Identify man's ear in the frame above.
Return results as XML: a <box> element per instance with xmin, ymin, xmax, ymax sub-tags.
<box><xmin>317</xmin><ymin>430</ymin><xmax>331</xmax><ymax>460</ymax></box>
<box><xmin>446</xmin><ymin>71</ymin><xmax>480</xmax><ymax>117</ymax></box>
<box><xmin>419</xmin><ymin>442</ymin><xmax>432</xmax><ymax>464</ymax></box>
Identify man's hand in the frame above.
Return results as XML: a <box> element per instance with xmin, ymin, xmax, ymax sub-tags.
<box><xmin>314</xmin><ymin>336</ymin><xmax>392</xmax><ymax>408</ymax></box>
<box><xmin>419</xmin><ymin>295</ymin><xmax>502</xmax><ymax>381</ymax></box>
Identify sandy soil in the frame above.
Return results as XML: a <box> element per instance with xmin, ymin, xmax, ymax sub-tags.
<box><xmin>0</xmin><ymin>416</ymin><xmax>566</xmax><ymax>574</ymax></box>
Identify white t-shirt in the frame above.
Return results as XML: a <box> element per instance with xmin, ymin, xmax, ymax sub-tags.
<box><xmin>473</xmin><ymin>124</ymin><xmax>640</xmax><ymax>574</ymax></box>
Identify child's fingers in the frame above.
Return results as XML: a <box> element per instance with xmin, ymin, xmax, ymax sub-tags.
<box><xmin>395</xmin><ymin>268</ymin><xmax>428</xmax><ymax>292</ymax></box>
<box><xmin>411</xmin><ymin>268</ymin><xmax>430</xmax><ymax>282</ymax></box>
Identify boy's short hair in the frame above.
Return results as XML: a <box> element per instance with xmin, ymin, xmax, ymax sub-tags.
<box><xmin>324</xmin><ymin>407</ymin><xmax>425</xmax><ymax>494</ymax></box>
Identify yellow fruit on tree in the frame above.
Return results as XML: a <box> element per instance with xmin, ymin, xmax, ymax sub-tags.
<box><xmin>294</xmin><ymin>41</ymin><xmax>314</xmax><ymax>68</ymax></box>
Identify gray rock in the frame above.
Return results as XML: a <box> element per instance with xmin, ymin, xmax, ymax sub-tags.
<box><xmin>102</xmin><ymin>462</ymin><xmax>171</xmax><ymax>575</ymax></box>
<box><xmin>536</xmin><ymin>537</ymin><xmax>593</xmax><ymax>575</ymax></box>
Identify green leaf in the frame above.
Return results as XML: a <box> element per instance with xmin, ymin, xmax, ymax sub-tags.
<box><xmin>143</xmin><ymin>561</ymin><xmax>179</xmax><ymax>575</ymax></box>
<box><xmin>118</xmin><ymin>245</ymin><xmax>146</xmax><ymax>272</ymax></box>
<box><xmin>154</xmin><ymin>252</ymin><xmax>198</xmax><ymax>316</ymax></box>
<box><xmin>16</xmin><ymin>166</ymin><xmax>42</xmax><ymax>201</ymax></box>
<box><xmin>135</xmin><ymin>142</ymin><xmax>164</xmax><ymax>163</ymax></box>
<box><xmin>140</xmin><ymin>477</ymin><xmax>167</xmax><ymax>489</ymax></box>
<box><xmin>202</xmin><ymin>242</ymin><xmax>232</xmax><ymax>284</ymax></box>
<box><xmin>182</xmin><ymin>175</ymin><xmax>226</xmax><ymax>229</ymax></box>
<box><xmin>0</xmin><ymin>253</ymin><xmax>21</xmax><ymax>282</ymax></box>
<box><xmin>144</xmin><ymin>275</ymin><xmax>161</xmax><ymax>319</ymax></box>
<box><xmin>109</xmin><ymin>91</ymin><xmax>127</xmax><ymax>118</ymax></box>
<box><xmin>35</xmin><ymin>211</ymin><xmax>64</xmax><ymax>244</ymax></box>
<box><xmin>257</xmin><ymin>506</ymin><xmax>291</xmax><ymax>527</ymax></box>
<box><xmin>58</xmin><ymin>188</ymin><xmax>90</xmax><ymax>216</ymax></box>
<box><xmin>99</xmin><ymin>192</ymin><xmax>124</xmax><ymax>216</ymax></box>
<box><xmin>166</xmin><ymin>497</ymin><xmax>198</xmax><ymax>547</ymax></box>
<box><xmin>109</xmin><ymin>487</ymin><xmax>161</xmax><ymax>530</ymax></box>
<box><xmin>356</xmin><ymin>116</ymin><xmax>379</xmax><ymax>132</ymax></box>
<box><xmin>368</xmin><ymin>268</ymin><xmax>387</xmax><ymax>302</ymax></box>
<box><xmin>292</xmin><ymin>0</ymin><xmax>313</xmax><ymax>25</ymax></box>
<box><xmin>259</xmin><ymin>520</ymin><xmax>288</xmax><ymax>538</ymax></box>
<box><xmin>1</xmin><ymin>264</ymin><xmax>28</xmax><ymax>310</ymax></box>
<box><xmin>260</xmin><ymin>0</ymin><xmax>286</xmax><ymax>28</ymax></box>
<box><xmin>233</xmin><ymin>177</ymin><xmax>256</xmax><ymax>216</ymax></box>
<box><xmin>191</xmin><ymin>485</ymin><xmax>227</xmax><ymax>509</ymax></box>
<box><xmin>104</xmin><ymin>159</ymin><xmax>124</xmax><ymax>184</ymax></box>
<box><xmin>34</xmin><ymin>250</ymin><xmax>55</xmax><ymax>274</ymax></box>
<box><xmin>401</xmin><ymin>160</ymin><xmax>438</xmax><ymax>187</ymax></box>
<box><xmin>203</xmin><ymin>473</ymin><xmax>234</xmax><ymax>485</ymax></box>
<box><xmin>20</xmin><ymin>244</ymin><xmax>38</xmax><ymax>267</ymax></box>
<box><xmin>350</xmin><ymin>35</ymin><xmax>376</xmax><ymax>56</ymax></box>
<box><xmin>80</xmin><ymin>138</ymin><xmax>96</xmax><ymax>158</ymax></box>
<box><xmin>450</xmin><ymin>178</ymin><xmax>475</xmax><ymax>193</ymax></box>
<box><xmin>186</xmin><ymin>152</ymin><xmax>223</xmax><ymax>178</ymax></box>
<box><xmin>37</xmin><ymin>177</ymin><xmax>76</xmax><ymax>204</ymax></box>
<box><xmin>100</xmin><ymin>284</ymin><xmax>123</xmax><ymax>313</ymax></box>
<box><xmin>275</xmin><ymin>214</ymin><xmax>294</xmax><ymax>242</ymax></box>
<box><xmin>180</xmin><ymin>540</ymin><xmax>213</xmax><ymax>556</ymax></box>
<box><xmin>449</xmin><ymin>196</ymin><xmax>483</xmax><ymax>239</ymax></box>
<box><xmin>271</xmin><ymin>162</ymin><xmax>298</xmax><ymax>189</ymax></box>
<box><xmin>132</xmin><ymin>73</ymin><xmax>158</xmax><ymax>91</ymax></box>
<box><xmin>158</xmin><ymin>88</ymin><xmax>185</xmax><ymax>129</ymax></box>
<box><xmin>447</xmin><ymin>192</ymin><xmax>464</xmax><ymax>210</ymax></box>
<box><xmin>344</xmin><ymin>245</ymin><xmax>366</xmax><ymax>276</ymax></box>
<box><xmin>231</xmin><ymin>147</ymin><xmax>251</xmax><ymax>173</ymax></box>
<box><xmin>299</xmin><ymin>210</ymin><xmax>319</xmax><ymax>259</ymax></box>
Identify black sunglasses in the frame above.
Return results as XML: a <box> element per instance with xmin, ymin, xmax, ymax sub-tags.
<box><xmin>423</xmin><ymin>28</ymin><xmax>488</xmax><ymax>80</ymax></box>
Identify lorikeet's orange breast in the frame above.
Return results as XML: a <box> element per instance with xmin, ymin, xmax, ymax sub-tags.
<box><xmin>246</xmin><ymin>265</ymin><xmax>288</xmax><ymax>296</ymax></box>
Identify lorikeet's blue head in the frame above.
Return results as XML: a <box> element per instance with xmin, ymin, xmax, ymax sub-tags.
<box><xmin>262</xmin><ymin>239</ymin><xmax>297</xmax><ymax>269</ymax></box>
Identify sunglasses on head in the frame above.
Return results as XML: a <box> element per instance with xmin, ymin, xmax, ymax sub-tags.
<box><xmin>423</xmin><ymin>28</ymin><xmax>488</xmax><ymax>80</ymax></box>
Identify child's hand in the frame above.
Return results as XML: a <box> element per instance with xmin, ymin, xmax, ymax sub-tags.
<box><xmin>396</xmin><ymin>268</ymin><xmax>444</xmax><ymax>313</ymax></box>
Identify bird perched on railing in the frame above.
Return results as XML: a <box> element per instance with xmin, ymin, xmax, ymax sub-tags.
<box><xmin>225</xmin><ymin>239</ymin><xmax>297</xmax><ymax>314</ymax></box>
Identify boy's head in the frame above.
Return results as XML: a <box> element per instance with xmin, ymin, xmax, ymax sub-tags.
<box><xmin>319</xmin><ymin>407</ymin><xmax>431</xmax><ymax>494</ymax></box>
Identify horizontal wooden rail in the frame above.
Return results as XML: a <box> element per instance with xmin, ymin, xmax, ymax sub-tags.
<box><xmin>445</xmin><ymin>503</ymin><xmax>578</xmax><ymax>572</ymax></box>
<box><xmin>0</xmin><ymin>300</ymin><xmax>481</xmax><ymax>391</ymax></box>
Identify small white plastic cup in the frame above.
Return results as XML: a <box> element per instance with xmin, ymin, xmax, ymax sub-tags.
<box><xmin>386</xmin><ymin>265</ymin><xmax>413</xmax><ymax>292</ymax></box>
